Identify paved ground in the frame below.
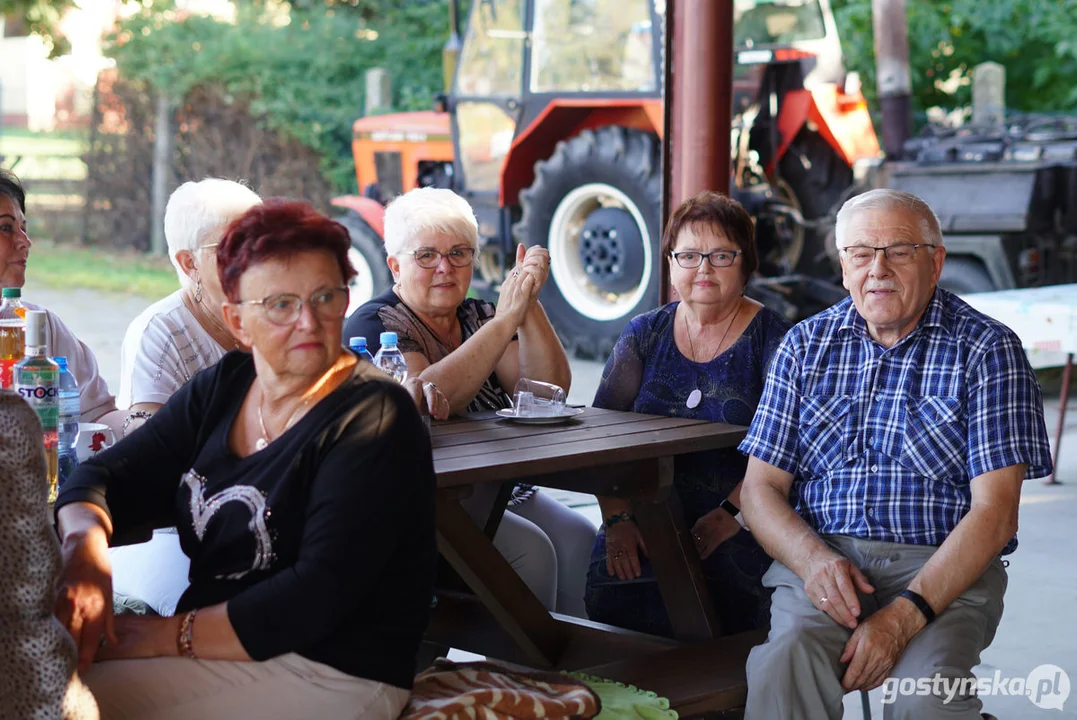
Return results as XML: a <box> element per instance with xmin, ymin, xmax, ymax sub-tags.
<box><xmin>29</xmin><ymin>280</ymin><xmax>1077</xmax><ymax>719</ymax></box>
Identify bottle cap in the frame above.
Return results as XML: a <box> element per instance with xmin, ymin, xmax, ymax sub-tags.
<box><xmin>25</xmin><ymin>310</ymin><xmax>47</xmax><ymax>347</ymax></box>
<box><xmin>54</xmin><ymin>356</ymin><xmax>68</xmax><ymax>370</ymax></box>
<box><xmin>349</xmin><ymin>336</ymin><xmax>367</xmax><ymax>348</ymax></box>
<box><xmin>380</xmin><ymin>331</ymin><xmax>398</xmax><ymax>345</ymax></box>
<box><xmin>2</xmin><ymin>287</ymin><xmax>21</xmax><ymax>298</ymax></box>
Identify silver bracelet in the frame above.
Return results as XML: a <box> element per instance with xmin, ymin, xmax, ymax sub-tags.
<box><xmin>122</xmin><ymin>410</ymin><xmax>153</xmax><ymax>437</ymax></box>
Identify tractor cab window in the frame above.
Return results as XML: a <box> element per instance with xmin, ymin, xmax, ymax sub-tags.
<box><xmin>457</xmin><ymin>0</ymin><xmax>527</xmax><ymax>96</ymax></box>
<box><xmin>733</xmin><ymin>0</ymin><xmax>827</xmax><ymax>47</ymax></box>
<box><xmin>531</xmin><ymin>0</ymin><xmax>657</xmax><ymax>93</ymax></box>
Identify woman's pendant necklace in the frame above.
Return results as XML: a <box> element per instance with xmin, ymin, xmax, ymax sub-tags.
<box><xmin>255</xmin><ymin>403</ymin><xmax>270</xmax><ymax>451</ymax></box>
<box><xmin>683</xmin><ymin>300</ymin><xmax>743</xmax><ymax>409</ymax></box>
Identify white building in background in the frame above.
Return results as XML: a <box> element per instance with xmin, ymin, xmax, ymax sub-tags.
<box><xmin>0</xmin><ymin>0</ymin><xmax>235</xmax><ymax>132</ymax></box>
<box><xmin>0</xmin><ymin>17</ymin><xmax>59</xmax><ymax>131</ymax></box>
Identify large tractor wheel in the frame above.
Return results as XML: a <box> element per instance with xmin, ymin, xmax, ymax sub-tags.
<box><xmin>336</xmin><ymin>211</ymin><xmax>393</xmax><ymax>317</ymax></box>
<box><xmin>514</xmin><ymin>127</ymin><xmax>662</xmax><ymax>359</ymax></box>
<box><xmin>778</xmin><ymin>129</ymin><xmax>854</xmax><ymax>276</ymax></box>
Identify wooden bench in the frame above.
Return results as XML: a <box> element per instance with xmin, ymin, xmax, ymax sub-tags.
<box><xmin>423</xmin><ymin>592</ymin><xmax>766</xmax><ymax>718</ymax></box>
<box><xmin>579</xmin><ymin>629</ymin><xmax>767</xmax><ymax>719</ymax></box>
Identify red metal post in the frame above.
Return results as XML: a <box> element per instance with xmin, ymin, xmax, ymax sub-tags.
<box><xmin>662</xmin><ymin>0</ymin><xmax>735</xmax><ymax>303</ymax></box>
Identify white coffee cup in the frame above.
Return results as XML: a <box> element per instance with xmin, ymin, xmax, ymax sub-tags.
<box><xmin>76</xmin><ymin>422</ymin><xmax>115</xmax><ymax>462</ymax></box>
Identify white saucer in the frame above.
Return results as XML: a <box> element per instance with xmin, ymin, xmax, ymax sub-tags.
<box><xmin>495</xmin><ymin>407</ymin><xmax>585</xmax><ymax>424</ymax></box>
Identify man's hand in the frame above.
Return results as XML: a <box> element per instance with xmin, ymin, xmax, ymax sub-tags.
<box><xmin>840</xmin><ymin>598</ymin><xmax>925</xmax><ymax>691</ymax></box>
<box><xmin>803</xmin><ymin>551</ymin><xmax>875</xmax><ymax>629</ymax></box>
<box><xmin>691</xmin><ymin>506</ymin><xmax>742</xmax><ymax>560</ymax></box>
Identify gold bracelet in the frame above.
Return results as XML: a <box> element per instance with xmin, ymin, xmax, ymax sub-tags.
<box><xmin>177</xmin><ymin>609</ymin><xmax>198</xmax><ymax>659</ymax></box>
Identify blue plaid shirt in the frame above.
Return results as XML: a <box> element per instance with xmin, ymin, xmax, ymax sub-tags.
<box><xmin>739</xmin><ymin>289</ymin><xmax>1052</xmax><ymax>554</ymax></box>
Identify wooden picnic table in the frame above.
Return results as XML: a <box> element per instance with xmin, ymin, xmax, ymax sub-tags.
<box><xmin>428</xmin><ymin>407</ymin><xmax>750</xmax><ymax>670</ymax></box>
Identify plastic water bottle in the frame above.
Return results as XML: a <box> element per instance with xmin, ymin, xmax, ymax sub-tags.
<box><xmin>54</xmin><ymin>356</ymin><xmax>80</xmax><ymax>490</ymax></box>
<box><xmin>372</xmin><ymin>331</ymin><xmax>408</xmax><ymax>383</ymax></box>
<box><xmin>349</xmin><ymin>336</ymin><xmax>375</xmax><ymax>363</ymax></box>
<box><xmin>0</xmin><ymin>287</ymin><xmax>26</xmax><ymax>389</ymax></box>
<box><xmin>15</xmin><ymin>310</ymin><xmax>59</xmax><ymax>501</ymax></box>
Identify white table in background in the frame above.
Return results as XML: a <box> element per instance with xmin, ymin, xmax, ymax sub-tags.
<box><xmin>963</xmin><ymin>284</ymin><xmax>1077</xmax><ymax>484</ymax></box>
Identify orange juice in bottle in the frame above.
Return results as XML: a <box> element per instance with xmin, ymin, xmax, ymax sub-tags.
<box><xmin>0</xmin><ymin>287</ymin><xmax>26</xmax><ymax>388</ymax></box>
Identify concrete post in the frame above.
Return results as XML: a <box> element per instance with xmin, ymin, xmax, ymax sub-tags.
<box><xmin>872</xmin><ymin>0</ymin><xmax>912</xmax><ymax>158</ymax></box>
<box><xmin>972</xmin><ymin>62</ymin><xmax>1006</xmax><ymax>126</ymax></box>
<box><xmin>365</xmin><ymin>68</ymin><xmax>391</xmax><ymax>116</ymax></box>
<box><xmin>150</xmin><ymin>88</ymin><xmax>172</xmax><ymax>257</ymax></box>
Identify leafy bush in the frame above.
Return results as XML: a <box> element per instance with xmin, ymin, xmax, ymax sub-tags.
<box><xmin>104</xmin><ymin>1</ymin><xmax>450</xmax><ymax>193</ymax></box>
<box><xmin>831</xmin><ymin>0</ymin><xmax>1077</xmax><ymax>121</ymax></box>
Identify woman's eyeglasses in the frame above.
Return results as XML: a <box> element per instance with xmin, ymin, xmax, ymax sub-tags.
<box><xmin>236</xmin><ymin>287</ymin><xmax>349</xmax><ymax>326</ymax></box>
<box><xmin>671</xmin><ymin>249</ymin><xmax>743</xmax><ymax>269</ymax></box>
<box><xmin>405</xmin><ymin>247</ymin><xmax>476</xmax><ymax>269</ymax></box>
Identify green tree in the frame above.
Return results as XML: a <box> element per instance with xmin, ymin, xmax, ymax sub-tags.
<box><xmin>831</xmin><ymin>0</ymin><xmax>1077</xmax><ymax>119</ymax></box>
<box><xmin>0</xmin><ymin>0</ymin><xmax>76</xmax><ymax>55</ymax></box>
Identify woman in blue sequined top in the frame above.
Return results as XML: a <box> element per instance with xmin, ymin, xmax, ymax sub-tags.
<box><xmin>585</xmin><ymin>191</ymin><xmax>791</xmax><ymax>636</ymax></box>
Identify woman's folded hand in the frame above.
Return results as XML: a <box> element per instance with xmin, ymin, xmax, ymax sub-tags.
<box><xmin>605</xmin><ymin>520</ymin><xmax>648</xmax><ymax>580</ymax></box>
<box><xmin>54</xmin><ymin>532</ymin><xmax>117</xmax><ymax>672</ymax></box>
<box><xmin>95</xmin><ymin>615</ymin><xmax>180</xmax><ymax>662</ymax></box>
<box><xmin>691</xmin><ymin>507</ymin><xmax>743</xmax><ymax>560</ymax></box>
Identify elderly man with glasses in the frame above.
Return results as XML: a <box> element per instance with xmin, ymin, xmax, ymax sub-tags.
<box><xmin>738</xmin><ymin>189</ymin><xmax>1053</xmax><ymax>719</ymax></box>
<box><xmin>345</xmin><ymin>186</ymin><xmax>595</xmax><ymax>618</ymax></box>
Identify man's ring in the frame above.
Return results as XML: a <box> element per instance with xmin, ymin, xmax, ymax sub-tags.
<box><xmin>613</xmin><ymin>551</ymin><xmax>623</xmax><ymax>559</ymax></box>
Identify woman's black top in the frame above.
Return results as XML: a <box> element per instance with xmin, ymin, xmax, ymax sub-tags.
<box><xmin>56</xmin><ymin>351</ymin><xmax>437</xmax><ymax>689</ymax></box>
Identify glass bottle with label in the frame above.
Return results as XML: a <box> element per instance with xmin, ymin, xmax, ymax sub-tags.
<box><xmin>15</xmin><ymin>310</ymin><xmax>59</xmax><ymax>500</ymax></box>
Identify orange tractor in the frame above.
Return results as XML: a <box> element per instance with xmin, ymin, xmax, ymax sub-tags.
<box><xmin>333</xmin><ymin>0</ymin><xmax>880</xmax><ymax>357</ymax></box>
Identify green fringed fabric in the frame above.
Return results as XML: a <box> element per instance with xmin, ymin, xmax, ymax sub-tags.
<box><xmin>568</xmin><ymin>672</ymin><xmax>679</xmax><ymax>720</ymax></box>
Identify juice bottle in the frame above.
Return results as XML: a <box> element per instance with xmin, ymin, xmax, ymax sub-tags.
<box><xmin>0</xmin><ymin>287</ymin><xmax>26</xmax><ymax>389</ymax></box>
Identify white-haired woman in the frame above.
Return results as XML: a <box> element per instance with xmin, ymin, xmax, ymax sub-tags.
<box><xmin>109</xmin><ymin>179</ymin><xmax>263</xmax><ymax>618</ymax></box>
<box><xmin>344</xmin><ymin>187</ymin><xmax>595</xmax><ymax>616</ymax></box>
<box><xmin>118</xmin><ymin>179</ymin><xmax>263</xmax><ymax>418</ymax></box>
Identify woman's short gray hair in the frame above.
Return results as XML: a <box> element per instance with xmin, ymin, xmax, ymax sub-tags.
<box><xmin>164</xmin><ymin>179</ymin><xmax>261</xmax><ymax>285</ymax></box>
<box><xmin>835</xmin><ymin>188</ymin><xmax>944</xmax><ymax>249</ymax></box>
<box><xmin>382</xmin><ymin>187</ymin><xmax>479</xmax><ymax>257</ymax></box>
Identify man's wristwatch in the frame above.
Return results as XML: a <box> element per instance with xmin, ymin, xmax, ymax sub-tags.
<box><xmin>720</xmin><ymin>498</ymin><xmax>747</xmax><ymax>528</ymax></box>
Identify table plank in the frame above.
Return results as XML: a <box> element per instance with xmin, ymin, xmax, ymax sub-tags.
<box><xmin>433</xmin><ymin>416</ymin><xmax>708</xmax><ymax>460</ymax></box>
<box><xmin>436</xmin><ymin>496</ymin><xmax>567</xmax><ymax>667</ymax></box>
<box><xmin>426</xmin><ymin>592</ymin><xmax>679</xmax><ymax>671</ymax></box>
<box><xmin>430</xmin><ymin>407</ymin><xmax>657</xmax><ymax>444</ymax></box>
<box><xmin>436</xmin><ymin>422</ymin><xmax>747</xmax><ymax>487</ymax></box>
<box><xmin>633</xmin><ymin>477</ymin><xmax>723</xmax><ymax>640</ymax></box>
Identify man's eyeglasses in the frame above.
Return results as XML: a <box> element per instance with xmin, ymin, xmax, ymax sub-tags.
<box><xmin>236</xmin><ymin>287</ymin><xmax>349</xmax><ymax>326</ymax></box>
<box><xmin>840</xmin><ymin>243</ymin><xmax>937</xmax><ymax>268</ymax></box>
<box><xmin>671</xmin><ymin>250</ymin><xmax>743</xmax><ymax>269</ymax></box>
<box><xmin>405</xmin><ymin>247</ymin><xmax>476</xmax><ymax>269</ymax></box>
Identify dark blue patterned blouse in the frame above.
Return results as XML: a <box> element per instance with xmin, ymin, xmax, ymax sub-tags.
<box><xmin>593</xmin><ymin>301</ymin><xmax>791</xmax><ymax>522</ymax></box>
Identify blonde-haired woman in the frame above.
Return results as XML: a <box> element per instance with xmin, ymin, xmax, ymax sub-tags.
<box><xmin>345</xmin><ymin>187</ymin><xmax>596</xmax><ymax>616</ymax></box>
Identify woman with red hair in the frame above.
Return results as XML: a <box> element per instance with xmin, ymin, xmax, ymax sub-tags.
<box><xmin>52</xmin><ymin>200</ymin><xmax>435</xmax><ymax>718</ymax></box>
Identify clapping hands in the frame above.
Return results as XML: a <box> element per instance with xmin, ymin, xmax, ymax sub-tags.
<box><xmin>498</xmin><ymin>244</ymin><xmax>549</xmax><ymax>326</ymax></box>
